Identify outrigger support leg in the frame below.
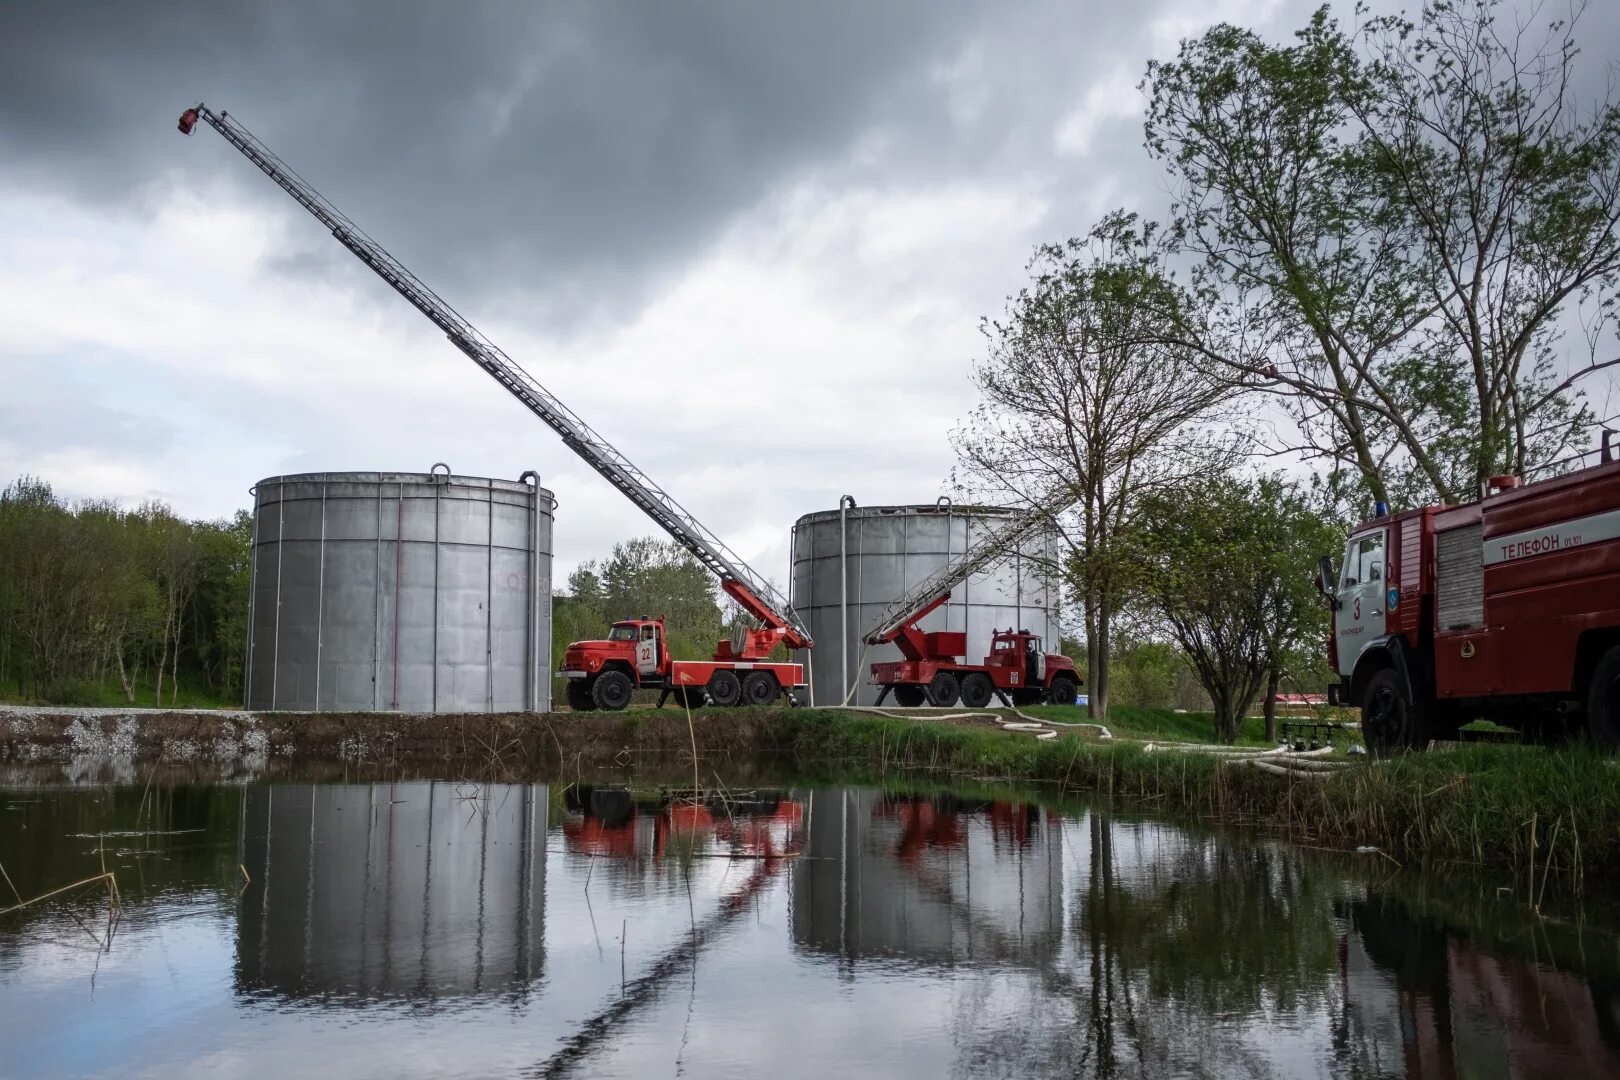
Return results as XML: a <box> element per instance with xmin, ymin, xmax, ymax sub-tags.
<box><xmin>874</xmin><ymin>685</ymin><xmax>892</xmax><ymax>707</ymax></box>
<box><xmin>655</xmin><ymin>688</ymin><xmax>671</xmax><ymax>709</ymax></box>
<box><xmin>994</xmin><ymin>690</ymin><xmax>1014</xmax><ymax>708</ymax></box>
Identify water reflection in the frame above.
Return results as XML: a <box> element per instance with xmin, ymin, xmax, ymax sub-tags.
<box><xmin>2</xmin><ymin>778</ymin><xmax>1619</xmax><ymax>1078</ymax></box>
<box><xmin>235</xmin><ymin>782</ymin><xmax>546</xmax><ymax>1004</ymax></box>
<box><xmin>793</xmin><ymin>791</ymin><xmax>1065</xmax><ymax>966</ymax></box>
<box><xmin>1340</xmin><ymin>893</ymin><xmax>1620</xmax><ymax>1077</ymax></box>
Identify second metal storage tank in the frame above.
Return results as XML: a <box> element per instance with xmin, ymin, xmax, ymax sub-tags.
<box><xmin>246</xmin><ymin>465</ymin><xmax>554</xmax><ymax>713</ymax></box>
<box><xmin>791</xmin><ymin>500</ymin><xmax>1061</xmax><ymax>706</ymax></box>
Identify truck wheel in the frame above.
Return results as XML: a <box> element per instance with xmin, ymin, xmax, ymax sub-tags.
<box><xmin>1585</xmin><ymin>646</ymin><xmax>1620</xmax><ymax>752</ymax></box>
<box><xmin>926</xmin><ymin>671</ymin><xmax>960</xmax><ymax>707</ymax></box>
<box><xmin>893</xmin><ymin>685</ymin><xmax>927</xmax><ymax>708</ymax></box>
<box><xmin>591</xmin><ymin>670</ymin><xmax>634</xmax><ymax>711</ymax></box>
<box><xmin>959</xmin><ymin>673</ymin><xmax>993</xmax><ymax>709</ymax></box>
<box><xmin>566</xmin><ymin>679</ymin><xmax>596</xmax><ymax>711</ymax></box>
<box><xmin>706</xmin><ymin>670</ymin><xmax>743</xmax><ymax>707</ymax></box>
<box><xmin>1361</xmin><ymin>668</ymin><xmax>1415</xmax><ymax>755</ymax></box>
<box><xmin>741</xmin><ymin>671</ymin><xmax>780</xmax><ymax>706</ymax></box>
<box><xmin>1047</xmin><ymin>676</ymin><xmax>1079</xmax><ymax>706</ymax></box>
<box><xmin>669</xmin><ymin>686</ymin><xmax>705</xmax><ymax>710</ymax></box>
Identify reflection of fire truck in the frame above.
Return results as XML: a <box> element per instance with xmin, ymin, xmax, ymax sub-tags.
<box><xmin>1341</xmin><ymin>894</ymin><xmax>1620</xmax><ymax>1075</ymax></box>
<box><xmin>1319</xmin><ymin>449</ymin><xmax>1620</xmax><ymax>752</ymax></box>
<box><xmin>876</xmin><ymin>794</ymin><xmax>1059</xmax><ymax>862</ymax></box>
<box><xmin>562</xmin><ymin>786</ymin><xmax>802</xmax><ymax>863</ymax></box>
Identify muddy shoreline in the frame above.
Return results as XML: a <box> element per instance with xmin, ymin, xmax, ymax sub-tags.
<box><xmin>0</xmin><ymin>704</ymin><xmax>795</xmax><ymax>784</ymax></box>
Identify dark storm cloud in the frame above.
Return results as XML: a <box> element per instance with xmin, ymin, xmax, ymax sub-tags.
<box><xmin>1</xmin><ymin>0</ymin><xmax>997</xmax><ymax>318</ymax></box>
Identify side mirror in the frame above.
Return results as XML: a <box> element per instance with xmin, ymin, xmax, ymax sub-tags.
<box><xmin>1316</xmin><ymin>555</ymin><xmax>1338</xmax><ymax>608</ymax></box>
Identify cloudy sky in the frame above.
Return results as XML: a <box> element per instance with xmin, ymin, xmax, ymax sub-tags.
<box><xmin>3</xmin><ymin>0</ymin><xmax>1614</xmax><ymax>588</ymax></box>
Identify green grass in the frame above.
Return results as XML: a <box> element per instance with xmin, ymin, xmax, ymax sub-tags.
<box><xmin>0</xmin><ymin>675</ymin><xmax>239</xmax><ymax>710</ymax></box>
<box><xmin>1018</xmin><ymin>704</ymin><xmax>1274</xmax><ymax>745</ymax></box>
<box><xmin>775</xmin><ymin>708</ymin><xmax>1620</xmax><ymax>878</ymax></box>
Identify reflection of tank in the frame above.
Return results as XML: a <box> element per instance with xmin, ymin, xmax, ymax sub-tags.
<box><xmin>791</xmin><ymin>790</ymin><xmax>1064</xmax><ymax>965</ymax></box>
<box><xmin>236</xmin><ymin>782</ymin><xmax>546</xmax><ymax>1003</ymax></box>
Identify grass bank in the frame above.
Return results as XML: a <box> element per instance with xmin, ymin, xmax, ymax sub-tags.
<box><xmin>5</xmin><ymin>702</ymin><xmax>1615</xmax><ymax>878</ymax></box>
<box><xmin>780</xmin><ymin>709</ymin><xmax>1620</xmax><ymax>879</ymax></box>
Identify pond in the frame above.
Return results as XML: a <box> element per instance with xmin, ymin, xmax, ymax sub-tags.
<box><xmin>2</xmin><ymin>772</ymin><xmax>1618</xmax><ymax>1078</ymax></box>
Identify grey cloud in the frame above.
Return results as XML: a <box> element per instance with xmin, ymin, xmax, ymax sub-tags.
<box><xmin>2</xmin><ymin>0</ymin><xmax>997</xmax><ymax>324</ymax></box>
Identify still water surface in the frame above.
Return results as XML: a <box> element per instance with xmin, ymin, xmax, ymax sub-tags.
<box><xmin>2</xmin><ymin>775</ymin><xmax>1618</xmax><ymax>1078</ymax></box>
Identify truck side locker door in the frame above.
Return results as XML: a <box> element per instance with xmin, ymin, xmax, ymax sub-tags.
<box><xmin>1335</xmin><ymin>528</ymin><xmax>1387</xmax><ymax>674</ymax></box>
<box><xmin>637</xmin><ymin>625</ymin><xmax>658</xmax><ymax>676</ymax></box>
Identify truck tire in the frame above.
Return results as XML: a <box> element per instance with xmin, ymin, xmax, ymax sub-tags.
<box><xmin>566</xmin><ymin>678</ymin><xmax>595</xmax><ymax>712</ymax></box>
<box><xmin>893</xmin><ymin>685</ymin><xmax>927</xmax><ymax>708</ymax></box>
<box><xmin>742</xmin><ymin>671</ymin><xmax>780</xmax><ymax>706</ymax></box>
<box><xmin>959</xmin><ymin>672</ymin><xmax>993</xmax><ymax>709</ymax></box>
<box><xmin>927</xmin><ymin>671</ymin><xmax>960</xmax><ymax>707</ymax></box>
<box><xmin>669</xmin><ymin>686</ymin><xmax>704</xmax><ymax>710</ymax></box>
<box><xmin>591</xmin><ymin>670</ymin><xmax>634</xmax><ymax>711</ymax></box>
<box><xmin>1585</xmin><ymin>645</ymin><xmax>1620</xmax><ymax>752</ymax></box>
<box><xmin>706</xmin><ymin>670</ymin><xmax>743</xmax><ymax>707</ymax></box>
<box><xmin>1361</xmin><ymin>667</ymin><xmax>1416</xmax><ymax>755</ymax></box>
<box><xmin>1047</xmin><ymin>675</ymin><xmax>1079</xmax><ymax>706</ymax></box>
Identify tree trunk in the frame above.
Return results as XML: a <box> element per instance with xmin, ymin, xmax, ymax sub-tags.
<box><xmin>115</xmin><ymin>644</ymin><xmax>135</xmax><ymax>704</ymax></box>
<box><xmin>170</xmin><ymin>627</ymin><xmax>181</xmax><ymax>706</ymax></box>
<box><xmin>1263</xmin><ymin>666</ymin><xmax>1281</xmax><ymax>743</ymax></box>
<box><xmin>154</xmin><ymin>612</ymin><xmax>169</xmax><ymax>708</ymax></box>
<box><xmin>1092</xmin><ymin>591</ymin><xmax>1112</xmax><ymax>721</ymax></box>
<box><xmin>1212</xmin><ymin>689</ymin><xmax>1243</xmax><ymax>744</ymax></box>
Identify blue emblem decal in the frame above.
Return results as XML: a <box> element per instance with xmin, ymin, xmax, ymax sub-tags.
<box><xmin>1386</xmin><ymin>587</ymin><xmax>1399</xmax><ymax>611</ymax></box>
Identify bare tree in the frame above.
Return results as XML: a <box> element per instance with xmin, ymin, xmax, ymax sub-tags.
<box><xmin>952</xmin><ymin>213</ymin><xmax>1236</xmax><ymax>719</ymax></box>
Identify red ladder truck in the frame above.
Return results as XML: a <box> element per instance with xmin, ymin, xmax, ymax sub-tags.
<box><xmin>1320</xmin><ymin>438</ymin><xmax>1620</xmax><ymax>752</ymax></box>
<box><xmin>178</xmin><ymin>105</ymin><xmax>810</xmax><ymax>712</ymax></box>
<box><xmin>861</xmin><ymin>498</ymin><xmax>1081</xmax><ymax>709</ymax></box>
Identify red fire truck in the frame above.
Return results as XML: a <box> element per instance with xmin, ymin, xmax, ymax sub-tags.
<box><xmin>863</xmin><ymin>498</ymin><xmax>1081</xmax><ymax>708</ymax></box>
<box><xmin>1321</xmin><ymin>444</ymin><xmax>1620</xmax><ymax>752</ymax></box>
<box><xmin>559</xmin><ymin>611</ymin><xmax>803</xmax><ymax>711</ymax></box>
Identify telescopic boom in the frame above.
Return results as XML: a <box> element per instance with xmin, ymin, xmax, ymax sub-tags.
<box><xmin>862</xmin><ymin>493</ymin><xmax>1071</xmax><ymax>646</ymax></box>
<box><xmin>178</xmin><ymin>104</ymin><xmax>809</xmax><ymax>648</ymax></box>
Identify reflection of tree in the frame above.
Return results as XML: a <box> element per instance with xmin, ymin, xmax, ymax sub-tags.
<box><xmin>1058</xmin><ymin>813</ymin><xmax>1345</xmax><ymax>1077</ymax></box>
<box><xmin>0</xmin><ymin>783</ymin><xmax>242</xmax><ymax>940</ymax></box>
<box><xmin>1078</xmin><ymin>821</ymin><xmax>1340</xmax><ymax>1015</ymax></box>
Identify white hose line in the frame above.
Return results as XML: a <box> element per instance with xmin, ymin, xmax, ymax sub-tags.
<box><xmin>1245</xmin><ymin>758</ymin><xmax>1336</xmax><ymax>779</ymax></box>
<box><xmin>828</xmin><ymin>703</ymin><xmax>1111</xmax><ymax>742</ymax></box>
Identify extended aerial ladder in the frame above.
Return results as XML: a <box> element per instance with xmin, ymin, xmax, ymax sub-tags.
<box><xmin>859</xmin><ymin>493</ymin><xmax>1081</xmax><ymax>708</ymax></box>
<box><xmin>178</xmin><ymin>105</ymin><xmax>810</xmax><ymax>664</ymax></box>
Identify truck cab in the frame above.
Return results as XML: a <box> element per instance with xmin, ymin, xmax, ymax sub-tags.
<box><xmin>561</xmin><ymin>617</ymin><xmax>668</xmax><ymax>711</ymax></box>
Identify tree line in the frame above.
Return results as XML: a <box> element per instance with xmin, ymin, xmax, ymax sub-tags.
<box><xmin>956</xmin><ymin>0</ymin><xmax>1620</xmax><ymax>740</ymax></box>
<box><xmin>0</xmin><ymin>477</ymin><xmax>251</xmax><ymax>706</ymax></box>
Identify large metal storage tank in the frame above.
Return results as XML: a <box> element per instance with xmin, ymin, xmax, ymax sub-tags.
<box><xmin>236</xmin><ymin>781</ymin><xmax>547</xmax><ymax>1002</ymax></box>
<box><xmin>247</xmin><ymin>465</ymin><xmax>554</xmax><ymax>712</ymax></box>
<box><xmin>790</xmin><ymin>501</ymin><xmax>1061</xmax><ymax>706</ymax></box>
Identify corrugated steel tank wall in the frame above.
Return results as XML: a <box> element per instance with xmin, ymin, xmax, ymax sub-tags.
<box><xmin>236</xmin><ymin>781</ymin><xmax>547</xmax><ymax>1000</ymax></box>
<box><xmin>790</xmin><ymin>501</ymin><xmax>1061</xmax><ymax>706</ymax></box>
<box><xmin>247</xmin><ymin>466</ymin><xmax>554</xmax><ymax>712</ymax></box>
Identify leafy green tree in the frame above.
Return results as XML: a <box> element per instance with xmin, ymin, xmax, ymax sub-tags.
<box><xmin>1134</xmin><ymin>473</ymin><xmax>1338</xmax><ymax>742</ymax></box>
<box><xmin>1143</xmin><ymin>0</ymin><xmax>1620</xmax><ymax>510</ymax></box>
<box><xmin>952</xmin><ymin>213</ymin><xmax>1235</xmax><ymax>720</ymax></box>
<box><xmin>0</xmin><ymin>477</ymin><xmax>251</xmax><ymax>706</ymax></box>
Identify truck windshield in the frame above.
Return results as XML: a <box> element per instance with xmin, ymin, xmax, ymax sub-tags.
<box><xmin>608</xmin><ymin>626</ymin><xmax>638</xmax><ymax>641</ymax></box>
